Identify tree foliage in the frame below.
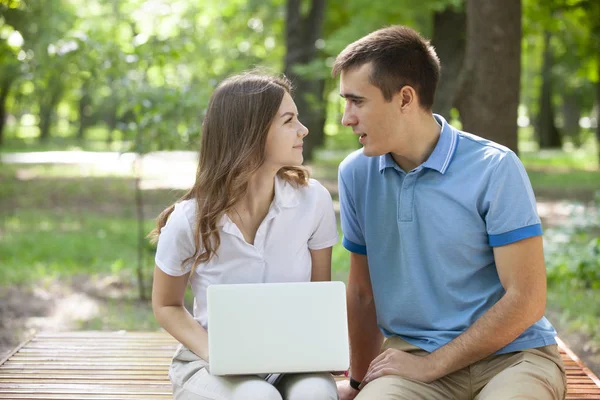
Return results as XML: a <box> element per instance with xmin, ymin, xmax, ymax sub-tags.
<box><xmin>0</xmin><ymin>0</ymin><xmax>597</xmax><ymax>158</ymax></box>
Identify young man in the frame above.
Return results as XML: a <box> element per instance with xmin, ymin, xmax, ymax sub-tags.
<box><xmin>333</xmin><ymin>26</ymin><xmax>566</xmax><ymax>400</ymax></box>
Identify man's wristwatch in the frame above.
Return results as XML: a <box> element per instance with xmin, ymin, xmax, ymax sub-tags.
<box><xmin>349</xmin><ymin>377</ymin><xmax>361</xmax><ymax>391</ymax></box>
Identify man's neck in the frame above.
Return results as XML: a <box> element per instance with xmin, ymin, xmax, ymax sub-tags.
<box><xmin>391</xmin><ymin>113</ymin><xmax>441</xmax><ymax>172</ymax></box>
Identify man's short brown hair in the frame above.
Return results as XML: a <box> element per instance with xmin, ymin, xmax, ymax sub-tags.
<box><xmin>332</xmin><ymin>26</ymin><xmax>440</xmax><ymax>110</ymax></box>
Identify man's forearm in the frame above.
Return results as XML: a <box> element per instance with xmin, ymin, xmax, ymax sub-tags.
<box><xmin>347</xmin><ymin>292</ymin><xmax>384</xmax><ymax>381</ymax></box>
<box><xmin>427</xmin><ymin>289</ymin><xmax>545</xmax><ymax>380</ymax></box>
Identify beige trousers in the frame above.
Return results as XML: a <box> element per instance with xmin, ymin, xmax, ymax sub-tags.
<box><xmin>169</xmin><ymin>345</ymin><xmax>338</xmax><ymax>400</ymax></box>
<box><xmin>356</xmin><ymin>337</ymin><xmax>566</xmax><ymax>400</ymax></box>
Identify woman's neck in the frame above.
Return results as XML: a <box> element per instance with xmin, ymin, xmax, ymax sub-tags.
<box><xmin>229</xmin><ymin>166</ymin><xmax>278</xmax><ymax>245</ymax></box>
<box><xmin>235</xmin><ymin>165</ymin><xmax>277</xmax><ymax>217</ymax></box>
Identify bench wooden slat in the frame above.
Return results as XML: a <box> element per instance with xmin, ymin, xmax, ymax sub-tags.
<box><xmin>17</xmin><ymin>348</ymin><xmax>174</xmax><ymax>354</ymax></box>
<box><xmin>0</xmin><ymin>362</ymin><xmax>169</xmax><ymax>373</ymax></box>
<box><xmin>4</xmin><ymin>362</ymin><xmax>171</xmax><ymax>367</ymax></box>
<box><xmin>0</xmin><ymin>396</ymin><xmax>170</xmax><ymax>399</ymax></box>
<box><xmin>0</xmin><ymin>383</ymin><xmax>171</xmax><ymax>391</ymax></box>
<box><xmin>8</xmin><ymin>358</ymin><xmax>170</xmax><ymax>364</ymax></box>
<box><xmin>0</xmin><ymin>370</ymin><xmax>169</xmax><ymax>376</ymax></box>
<box><xmin>0</xmin><ymin>378</ymin><xmax>171</xmax><ymax>384</ymax></box>
<box><xmin>1</xmin><ymin>332</ymin><xmax>599</xmax><ymax>399</ymax></box>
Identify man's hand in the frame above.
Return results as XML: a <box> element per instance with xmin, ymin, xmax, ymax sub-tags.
<box><xmin>337</xmin><ymin>380</ymin><xmax>360</xmax><ymax>400</ymax></box>
<box><xmin>361</xmin><ymin>348</ymin><xmax>438</xmax><ymax>388</ymax></box>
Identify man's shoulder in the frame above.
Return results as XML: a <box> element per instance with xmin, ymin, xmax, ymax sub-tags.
<box><xmin>454</xmin><ymin>129</ymin><xmax>515</xmax><ymax>168</ymax></box>
<box><xmin>456</xmin><ymin>130</ymin><xmax>511</xmax><ymax>154</ymax></box>
<box><xmin>339</xmin><ymin>148</ymin><xmax>375</xmax><ymax>177</ymax></box>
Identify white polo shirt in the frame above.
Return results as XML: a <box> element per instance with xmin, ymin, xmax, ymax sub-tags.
<box><xmin>155</xmin><ymin>176</ymin><xmax>339</xmax><ymax>329</ymax></box>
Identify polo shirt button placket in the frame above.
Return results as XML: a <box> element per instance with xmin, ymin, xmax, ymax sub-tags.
<box><xmin>399</xmin><ymin>173</ymin><xmax>416</xmax><ymax>222</ymax></box>
<box><xmin>254</xmin><ymin>229</ymin><xmax>266</xmax><ymax>255</ymax></box>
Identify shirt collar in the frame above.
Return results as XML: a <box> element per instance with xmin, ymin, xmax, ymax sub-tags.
<box><xmin>273</xmin><ymin>173</ymin><xmax>299</xmax><ymax>209</ymax></box>
<box><xmin>378</xmin><ymin>114</ymin><xmax>458</xmax><ymax>174</ymax></box>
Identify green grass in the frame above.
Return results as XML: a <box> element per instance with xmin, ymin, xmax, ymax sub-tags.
<box><xmin>0</xmin><ymin>163</ymin><xmax>184</xmax><ymax>292</ymax></box>
<box><xmin>548</xmin><ymin>285</ymin><xmax>600</xmax><ymax>344</ymax></box>
<box><xmin>528</xmin><ymin>169</ymin><xmax>600</xmax><ymax>187</ymax></box>
<box><xmin>78</xmin><ymin>299</ymin><xmax>160</xmax><ymax>331</ymax></box>
<box><xmin>0</xmin><ymin>210</ymin><xmax>157</xmax><ymax>286</ymax></box>
<box><xmin>332</xmin><ymin>227</ymin><xmax>350</xmax><ymax>282</ymax></box>
<box><xmin>521</xmin><ymin>148</ymin><xmax>598</xmax><ymax>171</ymax></box>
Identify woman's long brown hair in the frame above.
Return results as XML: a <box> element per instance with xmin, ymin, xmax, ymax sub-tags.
<box><xmin>149</xmin><ymin>72</ymin><xmax>309</xmax><ymax>271</ymax></box>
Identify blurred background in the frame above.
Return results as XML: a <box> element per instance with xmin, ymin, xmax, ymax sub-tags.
<box><xmin>0</xmin><ymin>0</ymin><xmax>598</xmax><ymax>374</ymax></box>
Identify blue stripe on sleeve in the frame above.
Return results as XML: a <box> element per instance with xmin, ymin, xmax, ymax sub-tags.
<box><xmin>342</xmin><ymin>237</ymin><xmax>367</xmax><ymax>255</ymax></box>
<box><xmin>488</xmin><ymin>224</ymin><xmax>543</xmax><ymax>247</ymax></box>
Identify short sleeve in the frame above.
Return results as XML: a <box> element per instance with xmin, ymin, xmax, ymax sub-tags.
<box><xmin>155</xmin><ymin>201</ymin><xmax>197</xmax><ymax>276</ymax></box>
<box><xmin>307</xmin><ymin>182</ymin><xmax>339</xmax><ymax>250</ymax></box>
<box><xmin>484</xmin><ymin>151</ymin><xmax>542</xmax><ymax>247</ymax></box>
<box><xmin>338</xmin><ymin>168</ymin><xmax>367</xmax><ymax>255</ymax></box>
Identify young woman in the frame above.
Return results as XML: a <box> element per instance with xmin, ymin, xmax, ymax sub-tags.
<box><xmin>150</xmin><ymin>72</ymin><xmax>339</xmax><ymax>400</ymax></box>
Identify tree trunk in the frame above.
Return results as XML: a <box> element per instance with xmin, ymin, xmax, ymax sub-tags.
<box><xmin>77</xmin><ymin>81</ymin><xmax>92</xmax><ymax>141</ymax></box>
<box><xmin>431</xmin><ymin>6</ymin><xmax>466</xmax><ymax>119</ymax></box>
<box><xmin>106</xmin><ymin>107</ymin><xmax>118</xmax><ymax>144</ymax></box>
<box><xmin>284</xmin><ymin>0</ymin><xmax>326</xmax><ymax>162</ymax></box>
<box><xmin>134</xmin><ymin>156</ymin><xmax>147</xmax><ymax>302</ymax></box>
<box><xmin>455</xmin><ymin>0</ymin><xmax>521</xmax><ymax>154</ymax></box>
<box><xmin>537</xmin><ymin>32</ymin><xmax>562</xmax><ymax>149</ymax></box>
<box><xmin>0</xmin><ymin>79</ymin><xmax>12</xmax><ymax>147</ymax></box>
<box><xmin>596</xmin><ymin>60</ymin><xmax>600</xmax><ymax>168</ymax></box>
<box><xmin>39</xmin><ymin>86</ymin><xmax>63</xmax><ymax>142</ymax></box>
<box><xmin>562</xmin><ymin>93</ymin><xmax>581</xmax><ymax>147</ymax></box>
<box><xmin>39</xmin><ymin>104</ymin><xmax>53</xmax><ymax>142</ymax></box>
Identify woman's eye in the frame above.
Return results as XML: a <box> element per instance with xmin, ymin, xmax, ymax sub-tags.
<box><xmin>285</xmin><ymin>118</ymin><xmax>293</xmax><ymax>124</ymax></box>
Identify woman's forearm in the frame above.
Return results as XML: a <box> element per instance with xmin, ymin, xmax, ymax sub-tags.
<box><xmin>155</xmin><ymin>305</ymin><xmax>210</xmax><ymax>360</ymax></box>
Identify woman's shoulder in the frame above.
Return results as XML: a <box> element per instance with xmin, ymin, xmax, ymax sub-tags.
<box><xmin>169</xmin><ymin>198</ymin><xmax>197</xmax><ymax>227</ymax></box>
<box><xmin>298</xmin><ymin>178</ymin><xmax>334</xmax><ymax>201</ymax></box>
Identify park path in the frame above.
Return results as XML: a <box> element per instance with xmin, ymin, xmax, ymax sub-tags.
<box><xmin>1</xmin><ymin>150</ymin><xmax>591</xmax><ymax>226</ymax></box>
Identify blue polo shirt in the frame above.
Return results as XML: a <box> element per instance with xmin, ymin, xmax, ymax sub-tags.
<box><xmin>338</xmin><ymin>114</ymin><xmax>557</xmax><ymax>354</ymax></box>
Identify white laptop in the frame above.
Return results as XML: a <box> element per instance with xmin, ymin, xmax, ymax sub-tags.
<box><xmin>207</xmin><ymin>281</ymin><xmax>350</xmax><ymax>376</ymax></box>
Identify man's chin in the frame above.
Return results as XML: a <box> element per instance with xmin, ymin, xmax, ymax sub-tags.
<box><xmin>362</xmin><ymin>146</ymin><xmax>383</xmax><ymax>157</ymax></box>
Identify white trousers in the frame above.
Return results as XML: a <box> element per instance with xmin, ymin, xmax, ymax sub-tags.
<box><xmin>170</xmin><ymin>345</ymin><xmax>338</xmax><ymax>400</ymax></box>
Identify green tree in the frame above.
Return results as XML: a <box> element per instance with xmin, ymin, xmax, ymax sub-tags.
<box><xmin>431</xmin><ymin>3</ymin><xmax>466</xmax><ymax>119</ymax></box>
<box><xmin>0</xmin><ymin>1</ymin><xmax>26</xmax><ymax>145</ymax></box>
<box><xmin>284</xmin><ymin>0</ymin><xmax>326</xmax><ymax>162</ymax></box>
<box><xmin>455</xmin><ymin>0</ymin><xmax>522</xmax><ymax>153</ymax></box>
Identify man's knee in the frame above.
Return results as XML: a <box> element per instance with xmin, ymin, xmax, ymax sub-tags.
<box><xmin>475</xmin><ymin>348</ymin><xmax>566</xmax><ymax>400</ymax></box>
<box><xmin>355</xmin><ymin>375</ymin><xmax>448</xmax><ymax>400</ymax></box>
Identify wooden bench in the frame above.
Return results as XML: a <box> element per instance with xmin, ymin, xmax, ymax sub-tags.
<box><xmin>1</xmin><ymin>332</ymin><xmax>599</xmax><ymax>399</ymax></box>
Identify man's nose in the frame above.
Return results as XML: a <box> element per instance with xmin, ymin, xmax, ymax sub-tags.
<box><xmin>342</xmin><ymin>110</ymin><xmax>357</xmax><ymax>126</ymax></box>
<box><xmin>342</xmin><ymin>112</ymin><xmax>356</xmax><ymax>126</ymax></box>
